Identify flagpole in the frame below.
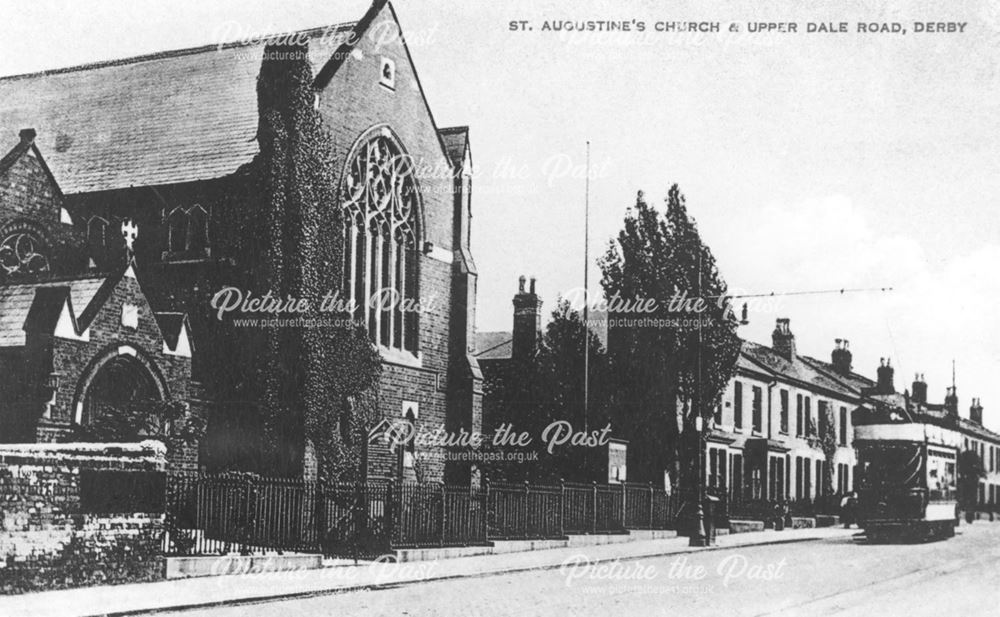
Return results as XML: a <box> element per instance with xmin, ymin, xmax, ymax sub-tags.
<box><xmin>583</xmin><ymin>141</ymin><xmax>590</xmax><ymax>433</ymax></box>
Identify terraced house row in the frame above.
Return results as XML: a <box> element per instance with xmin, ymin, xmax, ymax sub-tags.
<box><xmin>711</xmin><ymin>318</ymin><xmax>1000</xmax><ymax>510</ymax></box>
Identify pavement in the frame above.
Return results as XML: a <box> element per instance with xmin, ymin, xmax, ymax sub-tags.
<box><xmin>148</xmin><ymin>521</ymin><xmax>1000</xmax><ymax>617</ymax></box>
<box><xmin>0</xmin><ymin>526</ymin><xmax>857</xmax><ymax>617</ymax></box>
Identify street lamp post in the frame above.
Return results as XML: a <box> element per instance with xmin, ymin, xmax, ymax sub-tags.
<box><xmin>690</xmin><ymin>414</ymin><xmax>708</xmax><ymax>546</ymax></box>
<box><xmin>689</xmin><ymin>249</ymin><xmax>709</xmax><ymax>547</ymax></box>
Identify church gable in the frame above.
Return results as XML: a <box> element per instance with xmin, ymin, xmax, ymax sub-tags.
<box><xmin>317</xmin><ymin>0</ymin><xmax>456</xmax><ymax>251</ymax></box>
<box><xmin>0</xmin><ymin>129</ymin><xmax>63</xmax><ymax>227</ymax></box>
<box><xmin>0</xmin><ymin>130</ymin><xmax>87</xmax><ymax>280</ymax></box>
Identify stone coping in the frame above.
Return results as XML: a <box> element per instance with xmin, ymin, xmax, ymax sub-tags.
<box><xmin>0</xmin><ymin>441</ymin><xmax>166</xmax><ymax>467</ymax></box>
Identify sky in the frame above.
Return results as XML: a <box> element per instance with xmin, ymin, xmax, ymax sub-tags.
<box><xmin>2</xmin><ymin>0</ymin><xmax>999</xmax><ymax>430</ymax></box>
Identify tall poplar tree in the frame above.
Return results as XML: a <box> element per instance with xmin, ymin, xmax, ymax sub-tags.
<box><xmin>600</xmin><ymin>186</ymin><xmax>741</xmax><ymax>494</ymax></box>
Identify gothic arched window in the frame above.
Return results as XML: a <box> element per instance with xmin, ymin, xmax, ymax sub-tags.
<box><xmin>164</xmin><ymin>204</ymin><xmax>210</xmax><ymax>258</ymax></box>
<box><xmin>342</xmin><ymin>131</ymin><xmax>420</xmax><ymax>354</ymax></box>
<box><xmin>187</xmin><ymin>204</ymin><xmax>209</xmax><ymax>253</ymax></box>
<box><xmin>0</xmin><ymin>230</ymin><xmax>49</xmax><ymax>278</ymax></box>
<box><xmin>166</xmin><ymin>207</ymin><xmax>187</xmax><ymax>253</ymax></box>
<box><xmin>87</xmin><ymin>216</ymin><xmax>109</xmax><ymax>249</ymax></box>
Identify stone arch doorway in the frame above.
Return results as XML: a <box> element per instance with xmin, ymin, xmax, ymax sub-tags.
<box><xmin>75</xmin><ymin>346</ymin><xmax>168</xmax><ymax>427</ymax></box>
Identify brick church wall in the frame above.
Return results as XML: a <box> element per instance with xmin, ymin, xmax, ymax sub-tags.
<box><xmin>28</xmin><ymin>272</ymin><xmax>197</xmax><ymax>471</ymax></box>
<box><xmin>0</xmin><ymin>146</ymin><xmax>59</xmax><ymax>224</ymax></box>
<box><xmin>316</xmin><ymin>4</ymin><xmax>461</xmax><ymax>482</ymax></box>
<box><xmin>0</xmin><ymin>136</ymin><xmax>87</xmax><ymax>277</ymax></box>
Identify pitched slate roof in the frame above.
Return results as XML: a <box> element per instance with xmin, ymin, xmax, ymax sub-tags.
<box><xmin>741</xmin><ymin>340</ymin><xmax>857</xmax><ymax>398</ymax></box>
<box><xmin>799</xmin><ymin>355</ymin><xmax>876</xmax><ymax>394</ymax></box>
<box><xmin>0</xmin><ymin>13</ymin><xmax>368</xmax><ymax>194</ymax></box>
<box><xmin>958</xmin><ymin>417</ymin><xmax>1000</xmax><ymax>443</ymax></box>
<box><xmin>474</xmin><ymin>331</ymin><xmax>513</xmax><ymax>360</ymax></box>
<box><xmin>736</xmin><ymin>349</ymin><xmax>776</xmax><ymax>377</ymax></box>
<box><xmin>0</xmin><ymin>275</ymin><xmax>106</xmax><ymax>346</ymax></box>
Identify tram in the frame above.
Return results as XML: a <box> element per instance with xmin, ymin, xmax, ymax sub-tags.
<box><xmin>854</xmin><ymin>412</ymin><xmax>960</xmax><ymax>541</ymax></box>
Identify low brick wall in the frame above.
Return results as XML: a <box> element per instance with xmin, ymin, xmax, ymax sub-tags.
<box><xmin>728</xmin><ymin>519</ymin><xmax>766</xmax><ymax>534</ymax></box>
<box><xmin>0</xmin><ymin>442</ymin><xmax>167</xmax><ymax>594</ymax></box>
<box><xmin>815</xmin><ymin>514</ymin><xmax>841</xmax><ymax>527</ymax></box>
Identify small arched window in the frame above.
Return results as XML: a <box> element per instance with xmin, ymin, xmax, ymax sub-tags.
<box><xmin>401</xmin><ymin>410</ymin><xmax>416</xmax><ymax>470</ymax></box>
<box><xmin>342</xmin><ymin>131</ymin><xmax>420</xmax><ymax>353</ymax></box>
<box><xmin>187</xmin><ymin>204</ymin><xmax>209</xmax><ymax>253</ymax></box>
<box><xmin>87</xmin><ymin>216</ymin><xmax>109</xmax><ymax>248</ymax></box>
<box><xmin>164</xmin><ymin>204</ymin><xmax>211</xmax><ymax>259</ymax></box>
<box><xmin>166</xmin><ymin>207</ymin><xmax>187</xmax><ymax>253</ymax></box>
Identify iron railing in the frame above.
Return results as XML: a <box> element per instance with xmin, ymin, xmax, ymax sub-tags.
<box><xmin>164</xmin><ymin>474</ymin><xmax>679</xmax><ymax>557</ymax></box>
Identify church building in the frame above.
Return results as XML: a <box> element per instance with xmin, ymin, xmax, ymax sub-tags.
<box><xmin>0</xmin><ymin>0</ymin><xmax>482</xmax><ymax>483</ymax></box>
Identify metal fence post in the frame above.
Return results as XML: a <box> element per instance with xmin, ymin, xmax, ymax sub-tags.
<box><xmin>315</xmin><ymin>480</ymin><xmax>325</xmax><ymax>554</ymax></box>
<box><xmin>591</xmin><ymin>481</ymin><xmax>598</xmax><ymax>534</ymax></box>
<box><xmin>648</xmin><ymin>482</ymin><xmax>654</xmax><ymax>529</ymax></box>
<box><xmin>620</xmin><ymin>482</ymin><xmax>627</xmax><ymax>530</ymax></box>
<box><xmin>385</xmin><ymin>479</ymin><xmax>396</xmax><ymax>547</ymax></box>
<box><xmin>439</xmin><ymin>483</ymin><xmax>446</xmax><ymax>547</ymax></box>
<box><xmin>523</xmin><ymin>480</ymin><xmax>530</xmax><ymax>539</ymax></box>
<box><xmin>482</xmin><ymin>479</ymin><xmax>490</xmax><ymax>541</ymax></box>
<box><xmin>559</xmin><ymin>478</ymin><xmax>566</xmax><ymax>537</ymax></box>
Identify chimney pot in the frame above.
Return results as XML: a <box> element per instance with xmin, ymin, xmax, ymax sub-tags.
<box><xmin>876</xmin><ymin>358</ymin><xmax>896</xmax><ymax>395</ymax></box>
<box><xmin>912</xmin><ymin>373</ymin><xmax>927</xmax><ymax>404</ymax></box>
<box><xmin>512</xmin><ymin>276</ymin><xmax>543</xmax><ymax>359</ymax></box>
<box><xmin>831</xmin><ymin>337</ymin><xmax>853</xmax><ymax>374</ymax></box>
<box><xmin>772</xmin><ymin>318</ymin><xmax>796</xmax><ymax>360</ymax></box>
<box><xmin>518</xmin><ymin>275</ymin><xmax>526</xmax><ymax>293</ymax></box>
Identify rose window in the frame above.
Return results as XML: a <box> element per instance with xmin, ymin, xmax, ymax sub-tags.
<box><xmin>0</xmin><ymin>231</ymin><xmax>49</xmax><ymax>277</ymax></box>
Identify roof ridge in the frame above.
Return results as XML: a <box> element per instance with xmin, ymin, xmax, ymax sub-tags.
<box><xmin>475</xmin><ymin>333</ymin><xmax>513</xmax><ymax>357</ymax></box>
<box><xmin>0</xmin><ymin>21</ymin><xmax>357</xmax><ymax>82</ymax></box>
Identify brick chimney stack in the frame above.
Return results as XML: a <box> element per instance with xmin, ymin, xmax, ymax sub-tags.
<box><xmin>876</xmin><ymin>358</ymin><xmax>895</xmax><ymax>395</ymax></box>
<box><xmin>911</xmin><ymin>373</ymin><xmax>927</xmax><ymax>404</ymax></box>
<box><xmin>944</xmin><ymin>386</ymin><xmax>959</xmax><ymax>416</ymax></box>
<box><xmin>970</xmin><ymin>398</ymin><xmax>984</xmax><ymax>424</ymax></box>
<box><xmin>511</xmin><ymin>275</ymin><xmax>542</xmax><ymax>360</ymax></box>
<box><xmin>831</xmin><ymin>338</ymin><xmax>852</xmax><ymax>374</ymax></box>
<box><xmin>772</xmin><ymin>318</ymin><xmax>796</xmax><ymax>360</ymax></box>
<box><xmin>19</xmin><ymin>128</ymin><xmax>36</xmax><ymax>144</ymax></box>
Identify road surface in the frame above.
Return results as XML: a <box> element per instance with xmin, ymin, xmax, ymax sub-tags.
<box><xmin>149</xmin><ymin>523</ymin><xmax>1000</xmax><ymax>617</ymax></box>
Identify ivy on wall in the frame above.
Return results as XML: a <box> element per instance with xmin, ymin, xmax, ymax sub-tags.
<box><xmin>217</xmin><ymin>42</ymin><xmax>382</xmax><ymax>482</ymax></box>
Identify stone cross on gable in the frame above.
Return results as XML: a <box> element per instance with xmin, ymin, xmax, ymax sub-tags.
<box><xmin>121</xmin><ymin>218</ymin><xmax>138</xmax><ymax>261</ymax></box>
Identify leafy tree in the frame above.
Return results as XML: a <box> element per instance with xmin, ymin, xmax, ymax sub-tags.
<box><xmin>73</xmin><ymin>399</ymin><xmax>206</xmax><ymax>462</ymax></box>
<box><xmin>600</xmin><ymin>186</ymin><xmax>741</xmax><ymax>497</ymax></box>
<box><xmin>813</xmin><ymin>406</ymin><xmax>838</xmax><ymax>496</ymax></box>
<box><xmin>482</xmin><ymin>299</ymin><xmax>610</xmax><ymax>483</ymax></box>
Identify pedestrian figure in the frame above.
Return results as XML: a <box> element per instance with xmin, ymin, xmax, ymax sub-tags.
<box><xmin>773</xmin><ymin>501</ymin><xmax>787</xmax><ymax>531</ymax></box>
<box><xmin>841</xmin><ymin>492</ymin><xmax>857</xmax><ymax>528</ymax></box>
